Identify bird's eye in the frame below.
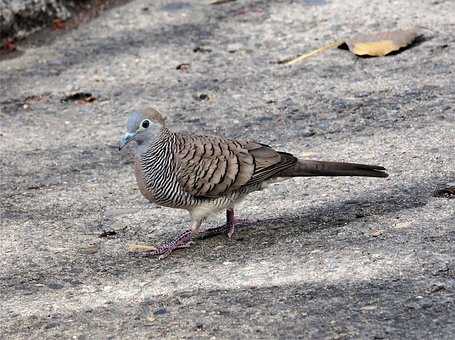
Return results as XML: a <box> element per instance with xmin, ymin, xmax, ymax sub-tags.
<box><xmin>141</xmin><ymin>120</ymin><xmax>150</xmax><ymax>129</ymax></box>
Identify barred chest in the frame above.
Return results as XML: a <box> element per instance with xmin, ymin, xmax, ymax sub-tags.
<box><xmin>133</xmin><ymin>154</ymin><xmax>195</xmax><ymax>208</ymax></box>
<box><xmin>133</xmin><ymin>157</ymin><xmax>157</xmax><ymax>203</ymax></box>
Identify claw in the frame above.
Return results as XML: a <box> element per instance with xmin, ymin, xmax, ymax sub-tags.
<box><xmin>227</xmin><ymin>225</ymin><xmax>235</xmax><ymax>239</ymax></box>
<box><xmin>158</xmin><ymin>249</ymin><xmax>173</xmax><ymax>260</ymax></box>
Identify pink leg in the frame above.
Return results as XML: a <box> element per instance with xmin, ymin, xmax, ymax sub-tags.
<box><xmin>146</xmin><ymin>229</ymin><xmax>192</xmax><ymax>259</ymax></box>
<box><xmin>227</xmin><ymin>208</ymin><xmax>236</xmax><ymax>239</ymax></box>
<box><xmin>140</xmin><ymin>212</ymin><xmax>254</xmax><ymax>259</ymax></box>
<box><xmin>199</xmin><ymin>208</ymin><xmax>252</xmax><ymax>239</ymax></box>
<box><xmin>226</xmin><ymin>208</ymin><xmax>251</xmax><ymax>238</ymax></box>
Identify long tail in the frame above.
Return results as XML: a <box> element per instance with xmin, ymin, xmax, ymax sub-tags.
<box><xmin>279</xmin><ymin>160</ymin><xmax>388</xmax><ymax>178</ymax></box>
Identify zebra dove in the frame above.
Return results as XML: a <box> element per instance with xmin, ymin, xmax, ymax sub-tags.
<box><xmin>119</xmin><ymin>108</ymin><xmax>388</xmax><ymax>258</ymax></box>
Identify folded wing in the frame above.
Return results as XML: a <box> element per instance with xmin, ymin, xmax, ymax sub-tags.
<box><xmin>174</xmin><ymin>135</ymin><xmax>297</xmax><ymax>198</ymax></box>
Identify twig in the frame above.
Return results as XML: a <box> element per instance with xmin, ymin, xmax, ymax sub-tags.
<box><xmin>278</xmin><ymin>40</ymin><xmax>343</xmax><ymax>65</ymax></box>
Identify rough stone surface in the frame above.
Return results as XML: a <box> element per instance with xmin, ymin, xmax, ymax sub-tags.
<box><xmin>1</xmin><ymin>0</ymin><xmax>455</xmax><ymax>339</ymax></box>
<box><xmin>0</xmin><ymin>0</ymin><xmax>118</xmax><ymax>40</ymax></box>
<box><xmin>0</xmin><ymin>0</ymin><xmax>76</xmax><ymax>39</ymax></box>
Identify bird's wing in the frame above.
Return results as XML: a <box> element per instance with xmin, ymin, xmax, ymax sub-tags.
<box><xmin>174</xmin><ymin>134</ymin><xmax>297</xmax><ymax>197</ymax></box>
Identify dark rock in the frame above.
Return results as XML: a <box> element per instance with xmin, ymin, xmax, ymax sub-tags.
<box><xmin>47</xmin><ymin>282</ymin><xmax>64</xmax><ymax>290</ymax></box>
<box><xmin>153</xmin><ymin>308</ymin><xmax>168</xmax><ymax>315</ymax></box>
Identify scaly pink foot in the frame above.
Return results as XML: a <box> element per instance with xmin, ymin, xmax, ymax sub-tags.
<box><xmin>146</xmin><ymin>229</ymin><xmax>192</xmax><ymax>259</ymax></box>
<box><xmin>142</xmin><ymin>210</ymin><xmax>253</xmax><ymax>258</ymax></box>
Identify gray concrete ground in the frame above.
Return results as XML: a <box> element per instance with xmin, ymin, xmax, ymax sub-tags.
<box><xmin>1</xmin><ymin>0</ymin><xmax>455</xmax><ymax>338</ymax></box>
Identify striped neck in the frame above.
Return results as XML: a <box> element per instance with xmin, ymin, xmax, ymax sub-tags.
<box><xmin>139</xmin><ymin>127</ymin><xmax>176</xmax><ymax>181</ymax></box>
<box><xmin>135</xmin><ymin>127</ymin><xmax>172</xmax><ymax>157</ymax></box>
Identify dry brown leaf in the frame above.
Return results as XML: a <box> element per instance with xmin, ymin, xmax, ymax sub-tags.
<box><xmin>433</xmin><ymin>184</ymin><xmax>455</xmax><ymax>199</ymax></box>
<box><xmin>78</xmin><ymin>244</ymin><xmax>98</xmax><ymax>254</ymax></box>
<box><xmin>281</xmin><ymin>28</ymin><xmax>419</xmax><ymax>65</ymax></box>
<box><xmin>2</xmin><ymin>39</ymin><xmax>16</xmax><ymax>51</ymax></box>
<box><xmin>346</xmin><ymin>29</ymin><xmax>418</xmax><ymax>57</ymax></box>
<box><xmin>61</xmin><ymin>92</ymin><xmax>96</xmax><ymax>103</ymax></box>
<box><xmin>369</xmin><ymin>229</ymin><xmax>384</xmax><ymax>237</ymax></box>
<box><xmin>128</xmin><ymin>244</ymin><xmax>157</xmax><ymax>253</ymax></box>
<box><xmin>52</xmin><ymin>18</ymin><xmax>66</xmax><ymax>30</ymax></box>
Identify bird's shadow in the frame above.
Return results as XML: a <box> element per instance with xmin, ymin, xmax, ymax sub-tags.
<box><xmin>198</xmin><ymin>178</ymin><xmax>435</xmax><ymax>248</ymax></box>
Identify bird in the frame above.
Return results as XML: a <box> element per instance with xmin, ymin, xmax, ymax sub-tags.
<box><xmin>119</xmin><ymin>108</ymin><xmax>388</xmax><ymax>258</ymax></box>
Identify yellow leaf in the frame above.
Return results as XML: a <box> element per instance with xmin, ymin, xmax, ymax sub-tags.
<box><xmin>346</xmin><ymin>29</ymin><xmax>418</xmax><ymax>57</ymax></box>
<box><xmin>128</xmin><ymin>244</ymin><xmax>157</xmax><ymax>253</ymax></box>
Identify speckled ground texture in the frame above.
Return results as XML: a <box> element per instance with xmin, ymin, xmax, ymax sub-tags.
<box><xmin>1</xmin><ymin>0</ymin><xmax>455</xmax><ymax>339</ymax></box>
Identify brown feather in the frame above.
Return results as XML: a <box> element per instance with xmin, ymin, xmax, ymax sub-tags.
<box><xmin>174</xmin><ymin>135</ymin><xmax>297</xmax><ymax>198</ymax></box>
<box><xmin>279</xmin><ymin>160</ymin><xmax>388</xmax><ymax>178</ymax></box>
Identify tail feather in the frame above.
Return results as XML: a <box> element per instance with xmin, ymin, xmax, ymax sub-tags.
<box><xmin>279</xmin><ymin>160</ymin><xmax>389</xmax><ymax>178</ymax></box>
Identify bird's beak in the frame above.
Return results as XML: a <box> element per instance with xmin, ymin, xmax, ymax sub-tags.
<box><xmin>119</xmin><ymin>132</ymin><xmax>136</xmax><ymax>150</ymax></box>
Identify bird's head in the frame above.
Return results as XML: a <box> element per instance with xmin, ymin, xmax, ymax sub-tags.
<box><xmin>119</xmin><ymin>108</ymin><xmax>166</xmax><ymax>150</ymax></box>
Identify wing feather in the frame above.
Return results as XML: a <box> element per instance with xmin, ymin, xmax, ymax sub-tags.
<box><xmin>174</xmin><ymin>134</ymin><xmax>296</xmax><ymax>197</ymax></box>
